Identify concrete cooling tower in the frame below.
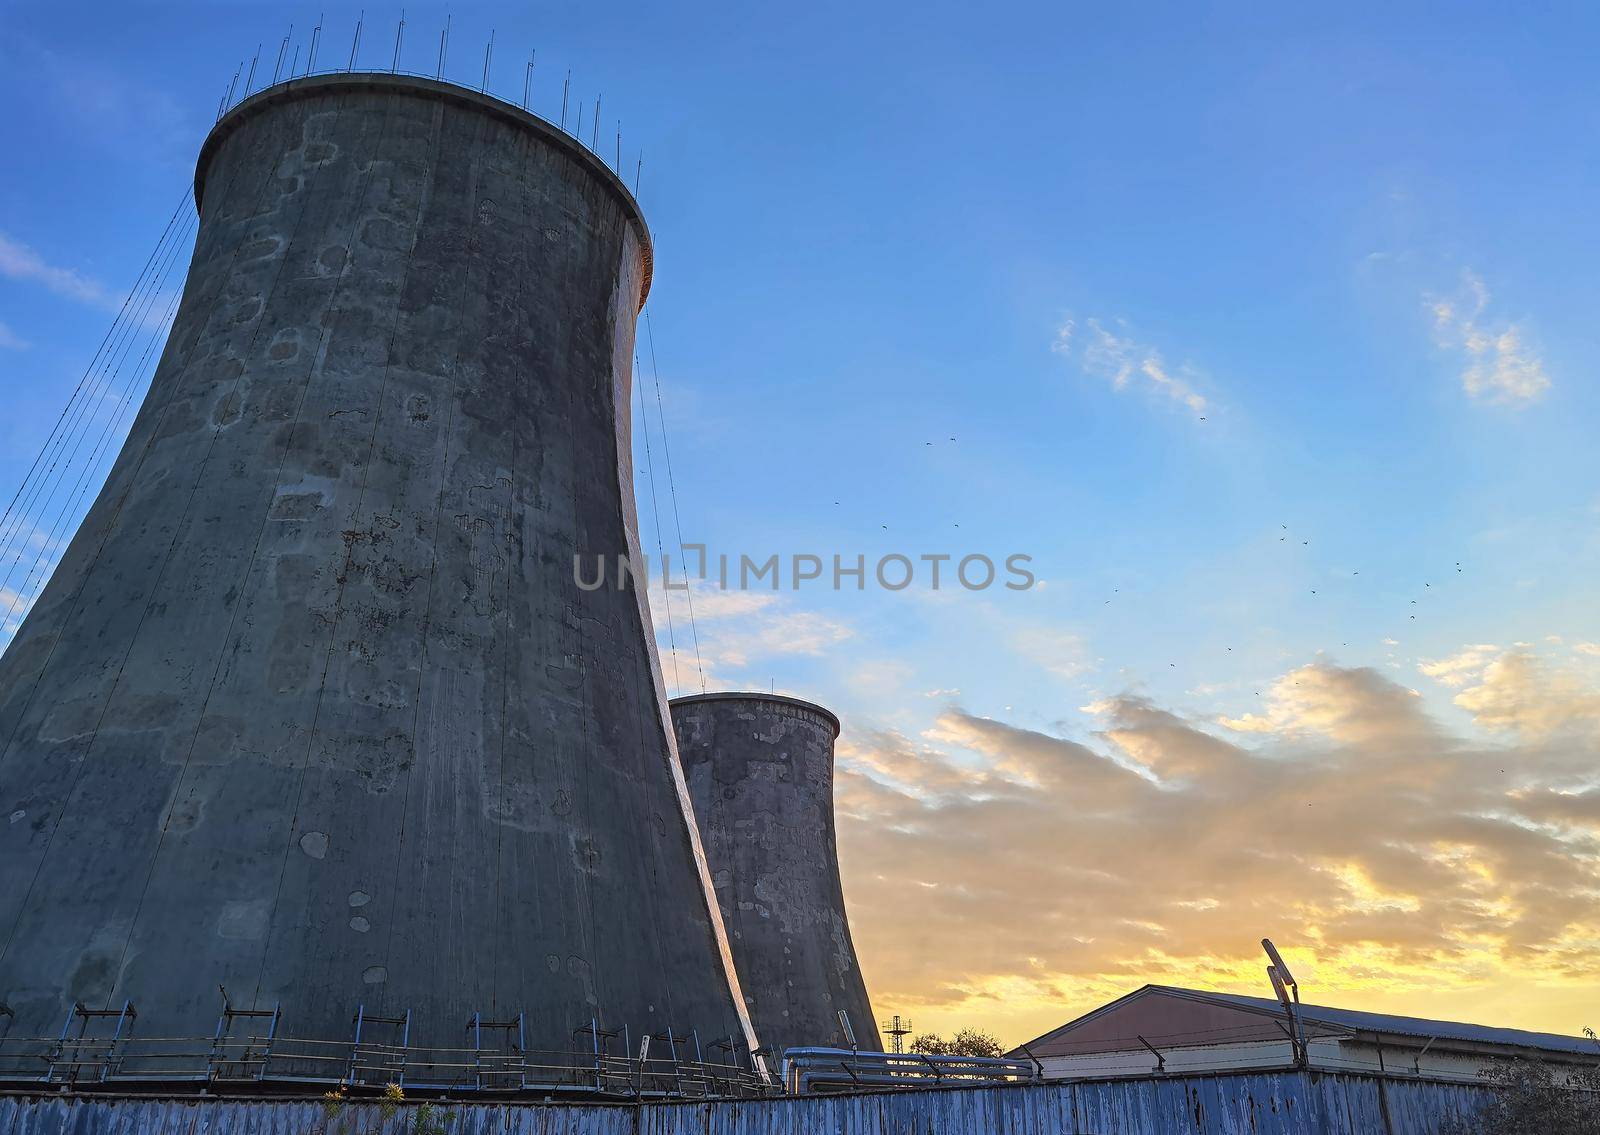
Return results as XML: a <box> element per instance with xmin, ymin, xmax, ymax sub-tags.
<box><xmin>670</xmin><ymin>693</ymin><xmax>879</xmax><ymax>1056</ymax></box>
<box><xmin>0</xmin><ymin>73</ymin><xmax>752</xmax><ymax>1062</ymax></box>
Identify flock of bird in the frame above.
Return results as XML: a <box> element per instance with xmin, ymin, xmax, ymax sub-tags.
<box><xmin>1087</xmin><ymin>523</ymin><xmax>1470</xmax><ymax>690</ymax></box>
<box><xmin>828</xmin><ymin>434</ymin><xmax>1472</xmax><ymax>696</ymax></box>
<box><xmin>840</xmin><ymin>437</ymin><xmax>960</xmax><ymax>529</ymax></box>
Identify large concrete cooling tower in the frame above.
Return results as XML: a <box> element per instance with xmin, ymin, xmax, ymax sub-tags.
<box><xmin>670</xmin><ymin>693</ymin><xmax>879</xmax><ymax>1056</ymax></box>
<box><xmin>0</xmin><ymin>73</ymin><xmax>752</xmax><ymax>1059</ymax></box>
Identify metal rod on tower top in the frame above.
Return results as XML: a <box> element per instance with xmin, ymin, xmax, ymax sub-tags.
<box><xmin>437</xmin><ymin>14</ymin><xmax>450</xmax><ymax>79</ymax></box>
<box><xmin>481</xmin><ymin>29</ymin><xmax>493</xmax><ymax>92</ymax></box>
<box><xmin>225</xmin><ymin>61</ymin><xmax>242</xmax><ymax>109</ymax></box>
<box><xmin>308</xmin><ymin>14</ymin><xmax>323</xmax><ymax>74</ymax></box>
<box><xmin>392</xmin><ymin>10</ymin><xmax>405</xmax><ymax>72</ymax></box>
<box><xmin>273</xmin><ymin>25</ymin><xmax>291</xmax><ymax>85</ymax></box>
<box><xmin>635</xmin><ymin>152</ymin><xmax>642</xmax><ymax>195</ymax></box>
<box><xmin>348</xmin><ymin>10</ymin><xmax>364</xmax><ymax>70</ymax></box>
<box><xmin>522</xmin><ymin>51</ymin><xmax>534</xmax><ymax>109</ymax></box>
<box><xmin>560</xmin><ymin>70</ymin><xmax>570</xmax><ymax>129</ymax></box>
<box><xmin>592</xmin><ymin>96</ymin><xmax>601</xmax><ymax>151</ymax></box>
<box><xmin>616</xmin><ymin>122</ymin><xmax>621</xmax><ymax>172</ymax></box>
<box><xmin>244</xmin><ymin>45</ymin><xmax>260</xmax><ymax>96</ymax></box>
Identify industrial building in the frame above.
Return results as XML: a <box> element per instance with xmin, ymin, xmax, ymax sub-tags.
<box><xmin>1014</xmin><ymin>985</ymin><xmax>1600</xmax><ymax>1083</ymax></box>
<box><xmin>671</xmin><ymin>693</ymin><xmax>879</xmax><ymax>1056</ymax></box>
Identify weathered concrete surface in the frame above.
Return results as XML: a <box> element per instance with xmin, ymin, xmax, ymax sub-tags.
<box><xmin>0</xmin><ymin>74</ymin><xmax>750</xmax><ymax>1055</ymax></box>
<box><xmin>670</xmin><ymin>694</ymin><xmax>879</xmax><ymax>1055</ymax></box>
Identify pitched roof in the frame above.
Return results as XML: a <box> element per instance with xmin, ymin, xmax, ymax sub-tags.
<box><xmin>1015</xmin><ymin>985</ymin><xmax>1600</xmax><ymax>1059</ymax></box>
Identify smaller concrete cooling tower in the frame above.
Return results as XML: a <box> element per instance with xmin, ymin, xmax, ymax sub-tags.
<box><xmin>670</xmin><ymin>693</ymin><xmax>879</xmax><ymax>1055</ymax></box>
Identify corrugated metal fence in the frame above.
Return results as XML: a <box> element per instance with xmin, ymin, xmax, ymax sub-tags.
<box><xmin>0</xmin><ymin>1071</ymin><xmax>1495</xmax><ymax>1135</ymax></box>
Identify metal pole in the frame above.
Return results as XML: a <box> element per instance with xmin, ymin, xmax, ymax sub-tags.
<box><xmin>392</xmin><ymin>9</ymin><xmax>405</xmax><ymax>72</ymax></box>
<box><xmin>437</xmin><ymin>13</ymin><xmax>450</xmax><ymax>79</ymax></box>
<box><xmin>522</xmin><ymin>51</ymin><xmax>534</xmax><ymax>108</ymax></box>
<box><xmin>348</xmin><ymin>10</ymin><xmax>364</xmax><ymax>70</ymax></box>
<box><xmin>244</xmin><ymin>46</ymin><xmax>260</xmax><ymax>96</ymax></box>
<box><xmin>1286</xmin><ymin>979</ymin><xmax>1299</xmax><ymax>1069</ymax></box>
<box><xmin>481</xmin><ymin>29</ymin><xmax>493</xmax><ymax>91</ymax></box>
<box><xmin>273</xmin><ymin>26</ymin><xmax>292</xmax><ymax>85</ymax></box>
<box><xmin>560</xmin><ymin>70</ymin><xmax>570</xmax><ymax>129</ymax></box>
<box><xmin>592</xmin><ymin>95</ymin><xmax>601</xmax><ymax>150</ymax></box>
<box><xmin>308</xmin><ymin>14</ymin><xmax>323</xmax><ymax>75</ymax></box>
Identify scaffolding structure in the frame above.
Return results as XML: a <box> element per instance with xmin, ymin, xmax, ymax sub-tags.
<box><xmin>0</xmin><ymin>995</ymin><xmax>775</xmax><ymax>1101</ymax></box>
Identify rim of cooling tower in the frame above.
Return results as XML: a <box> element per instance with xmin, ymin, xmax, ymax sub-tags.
<box><xmin>669</xmin><ymin>692</ymin><xmax>841</xmax><ymax>738</ymax></box>
<box><xmin>193</xmin><ymin>71</ymin><xmax>654</xmax><ymax>308</ymax></box>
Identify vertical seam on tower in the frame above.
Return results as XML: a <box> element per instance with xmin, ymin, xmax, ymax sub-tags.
<box><xmin>371</xmin><ymin>96</ymin><xmax>484</xmax><ymax>1015</ymax></box>
<box><xmin>488</xmin><ymin>112</ymin><xmax>537</xmax><ymax>1025</ymax></box>
<box><xmin>245</xmin><ymin>91</ymin><xmax>422</xmax><ymax>1009</ymax></box>
<box><xmin>565</xmin><ymin>193</ymin><xmax>606</xmax><ymax>1035</ymax></box>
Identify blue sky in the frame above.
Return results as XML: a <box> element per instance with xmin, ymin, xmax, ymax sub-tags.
<box><xmin>4</xmin><ymin>3</ymin><xmax>1600</xmax><ymax>1045</ymax></box>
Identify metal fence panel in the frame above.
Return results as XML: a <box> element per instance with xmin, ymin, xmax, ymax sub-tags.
<box><xmin>0</xmin><ymin>1069</ymin><xmax>1500</xmax><ymax>1135</ymax></box>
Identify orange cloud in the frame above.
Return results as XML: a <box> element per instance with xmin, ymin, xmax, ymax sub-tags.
<box><xmin>836</xmin><ymin>656</ymin><xmax>1600</xmax><ymax>1047</ymax></box>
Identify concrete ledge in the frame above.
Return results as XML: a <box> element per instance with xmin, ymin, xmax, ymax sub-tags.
<box><xmin>195</xmin><ymin>71</ymin><xmax>654</xmax><ymax>307</ymax></box>
<box><xmin>670</xmin><ymin>691</ymin><xmax>842</xmax><ymax>738</ymax></box>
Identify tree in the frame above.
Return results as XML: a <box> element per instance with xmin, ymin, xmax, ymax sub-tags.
<box><xmin>909</xmin><ymin>1028</ymin><xmax>1005</xmax><ymax>1059</ymax></box>
<box><xmin>1441</xmin><ymin>1059</ymin><xmax>1600</xmax><ymax>1135</ymax></box>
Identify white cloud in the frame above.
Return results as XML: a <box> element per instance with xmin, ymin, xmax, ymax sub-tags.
<box><xmin>1418</xmin><ymin>644</ymin><xmax>1503</xmax><ymax>688</ymax></box>
<box><xmin>1056</xmin><ymin>316</ymin><xmax>1209</xmax><ymax>417</ymax></box>
<box><xmin>647</xmin><ymin>579</ymin><xmax>853</xmax><ymax>684</ymax></box>
<box><xmin>1417</xmin><ymin>642</ymin><xmax>1600</xmax><ymax>739</ymax></box>
<box><xmin>0</xmin><ymin>232</ymin><xmax>117</xmax><ymax>311</ymax></box>
<box><xmin>1427</xmin><ymin>270</ymin><xmax>1550</xmax><ymax>404</ymax></box>
<box><xmin>0</xmin><ymin>321</ymin><xmax>27</xmax><ymax>350</ymax></box>
<box><xmin>1012</xmin><ymin>626</ymin><xmax>1095</xmax><ymax>681</ymax></box>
